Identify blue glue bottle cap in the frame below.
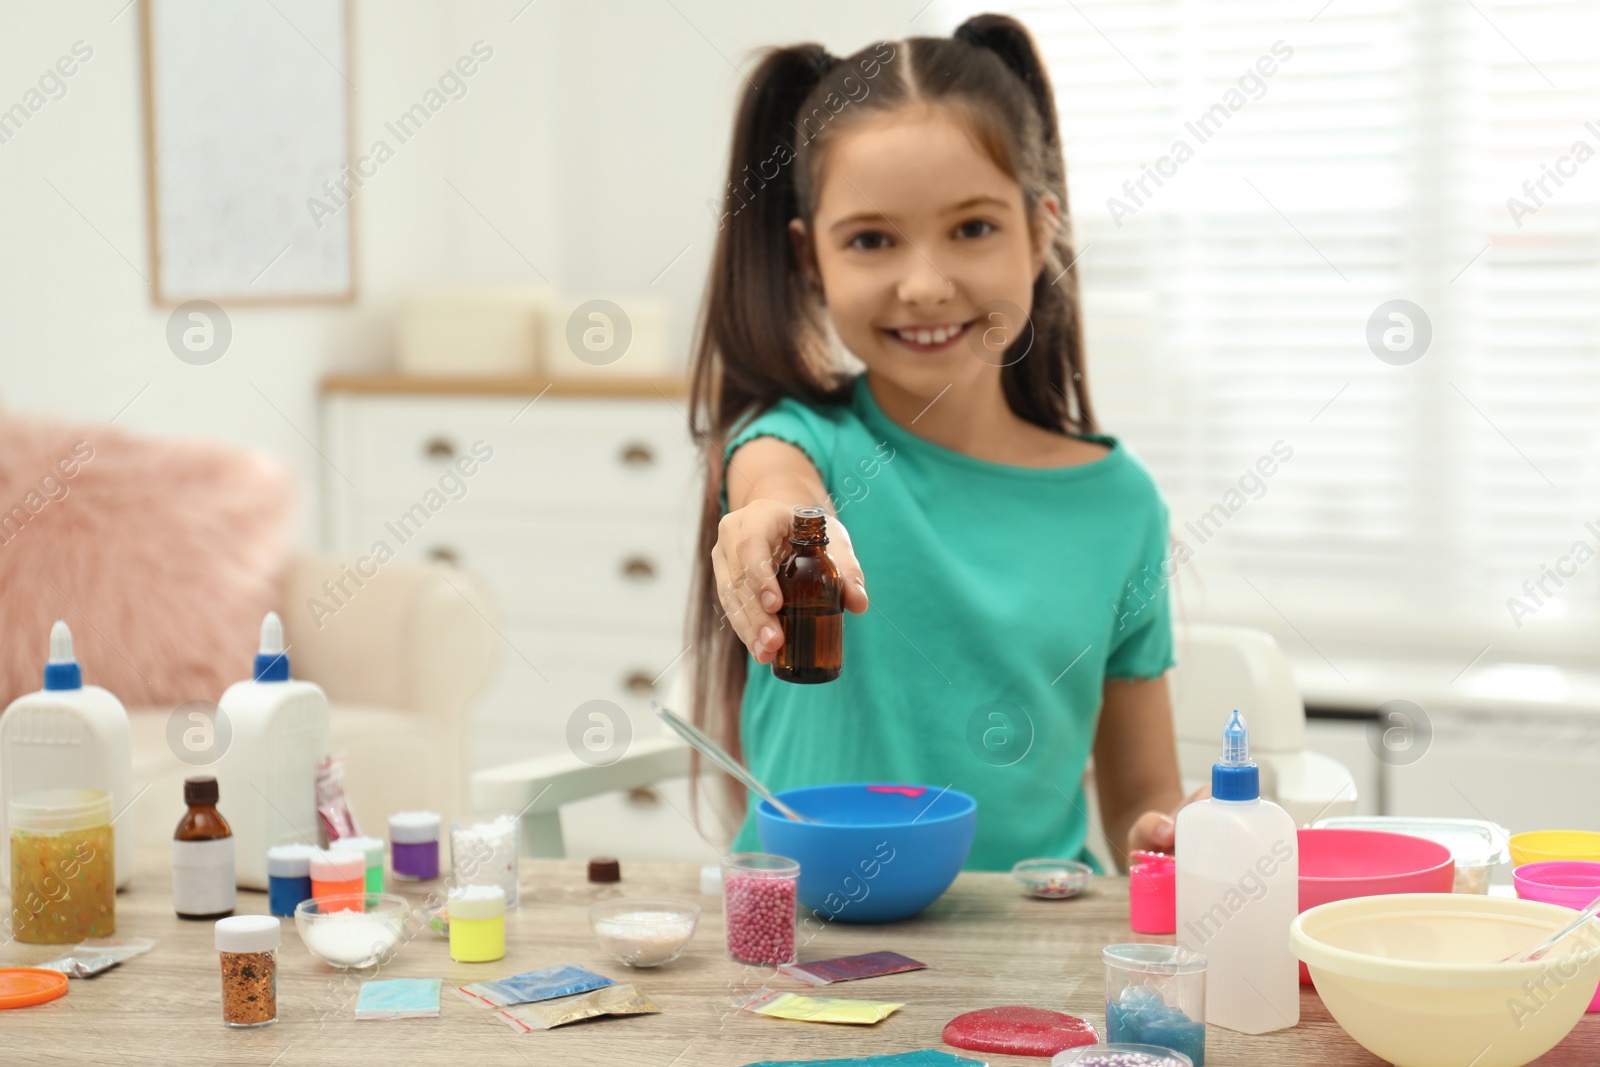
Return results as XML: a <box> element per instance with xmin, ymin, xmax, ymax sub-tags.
<box><xmin>43</xmin><ymin>619</ymin><xmax>83</xmax><ymax>691</ymax></box>
<box><xmin>1212</xmin><ymin>709</ymin><xmax>1260</xmax><ymax>801</ymax></box>
<box><xmin>252</xmin><ymin>611</ymin><xmax>291</xmax><ymax>682</ymax></box>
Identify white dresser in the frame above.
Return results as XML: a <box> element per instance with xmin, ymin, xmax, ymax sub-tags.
<box><xmin>319</xmin><ymin>376</ymin><xmax>701</xmax><ymax>776</ymax></box>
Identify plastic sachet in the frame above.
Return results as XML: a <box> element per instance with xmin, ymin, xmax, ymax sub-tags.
<box><xmin>496</xmin><ymin>983</ymin><xmax>660</xmax><ymax>1031</ymax></box>
<box><xmin>739</xmin><ymin>987</ymin><xmax>904</xmax><ymax>1025</ymax></box>
<box><xmin>778</xmin><ymin>951</ymin><xmax>926</xmax><ymax>986</ymax></box>
<box><xmin>457</xmin><ymin>963</ymin><xmax>614</xmax><ymax>1008</ymax></box>
<box><xmin>33</xmin><ymin>937</ymin><xmax>157</xmax><ymax>978</ymax></box>
<box><xmin>355</xmin><ymin>978</ymin><xmax>442</xmax><ymax>1020</ymax></box>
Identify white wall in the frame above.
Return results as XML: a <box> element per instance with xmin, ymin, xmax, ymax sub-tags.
<box><xmin>0</xmin><ymin>0</ymin><xmax>934</xmax><ymax>546</ymax></box>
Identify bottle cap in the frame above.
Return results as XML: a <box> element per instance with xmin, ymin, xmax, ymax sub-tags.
<box><xmin>8</xmin><ymin>788</ymin><xmax>112</xmax><ymax>834</ymax></box>
<box><xmin>587</xmin><ymin>857</ymin><xmax>621</xmax><ymax>884</ymax></box>
<box><xmin>388</xmin><ymin>811</ymin><xmax>441</xmax><ymax>844</ymax></box>
<box><xmin>328</xmin><ymin>836</ymin><xmax>384</xmax><ymax>865</ymax></box>
<box><xmin>253</xmin><ymin>611</ymin><xmax>291</xmax><ymax>682</ymax></box>
<box><xmin>42</xmin><ymin>620</ymin><xmax>82</xmax><ymax>691</ymax></box>
<box><xmin>184</xmin><ymin>776</ymin><xmax>220</xmax><ymax>807</ymax></box>
<box><xmin>447</xmin><ymin>884</ymin><xmax>506</xmax><ymax>920</ymax></box>
<box><xmin>266</xmin><ymin>843</ymin><xmax>320</xmax><ymax>878</ymax></box>
<box><xmin>309</xmin><ymin>849</ymin><xmax>366</xmax><ymax>882</ymax></box>
<box><xmin>1211</xmin><ymin>709</ymin><xmax>1261</xmax><ymax>801</ymax></box>
<box><xmin>214</xmin><ymin>914</ymin><xmax>280</xmax><ymax>953</ymax></box>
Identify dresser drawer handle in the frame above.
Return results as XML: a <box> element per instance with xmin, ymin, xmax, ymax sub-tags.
<box><xmin>623</xmin><ymin>671</ymin><xmax>655</xmax><ymax>695</ymax></box>
<box><xmin>428</xmin><ymin>546</ymin><xmax>460</xmax><ymax>566</ymax></box>
<box><xmin>621</xmin><ymin>556</ymin><xmax>656</xmax><ymax>581</ymax></box>
<box><xmin>423</xmin><ymin>437</ymin><xmax>457</xmax><ymax>461</ymax></box>
<box><xmin>619</xmin><ymin>442</ymin><xmax>655</xmax><ymax>467</ymax></box>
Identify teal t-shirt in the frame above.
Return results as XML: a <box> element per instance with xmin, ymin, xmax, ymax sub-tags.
<box><xmin>722</xmin><ymin>374</ymin><xmax>1176</xmax><ymax>871</ymax></box>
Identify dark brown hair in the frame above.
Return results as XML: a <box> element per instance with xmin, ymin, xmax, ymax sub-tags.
<box><xmin>684</xmin><ymin>13</ymin><xmax>1096</xmax><ymax>825</ymax></box>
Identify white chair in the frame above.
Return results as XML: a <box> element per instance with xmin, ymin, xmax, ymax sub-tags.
<box><xmin>475</xmin><ymin>624</ymin><xmax>1357</xmax><ymax>863</ymax></box>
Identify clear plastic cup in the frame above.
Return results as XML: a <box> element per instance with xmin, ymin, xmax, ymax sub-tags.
<box><xmin>450</xmin><ymin>812</ymin><xmax>520</xmax><ymax>909</ymax></box>
<box><xmin>1103</xmin><ymin>943</ymin><xmax>1207</xmax><ymax>1067</ymax></box>
<box><xmin>722</xmin><ymin>852</ymin><xmax>798</xmax><ymax>965</ymax></box>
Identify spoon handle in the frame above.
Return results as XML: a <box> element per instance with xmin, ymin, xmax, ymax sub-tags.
<box><xmin>652</xmin><ymin>702</ymin><xmax>815</xmax><ymax>824</ymax></box>
<box><xmin>1509</xmin><ymin>894</ymin><xmax>1600</xmax><ymax>963</ymax></box>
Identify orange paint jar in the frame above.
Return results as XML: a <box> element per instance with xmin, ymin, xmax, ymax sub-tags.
<box><xmin>309</xmin><ymin>849</ymin><xmax>365</xmax><ymax>909</ymax></box>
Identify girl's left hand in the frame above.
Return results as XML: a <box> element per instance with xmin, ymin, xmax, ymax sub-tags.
<box><xmin>1125</xmin><ymin>784</ymin><xmax>1211</xmax><ymax>857</ymax></box>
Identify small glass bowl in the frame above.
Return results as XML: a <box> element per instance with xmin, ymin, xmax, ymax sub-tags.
<box><xmin>294</xmin><ymin>893</ymin><xmax>412</xmax><ymax>968</ymax></box>
<box><xmin>588</xmin><ymin>898</ymin><xmax>700</xmax><ymax>967</ymax></box>
<box><xmin>1012</xmin><ymin>858</ymin><xmax>1093</xmax><ymax>899</ymax></box>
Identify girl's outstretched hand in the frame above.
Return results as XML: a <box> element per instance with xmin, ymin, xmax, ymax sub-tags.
<box><xmin>1126</xmin><ymin>784</ymin><xmax>1212</xmax><ymax>857</ymax></box>
<box><xmin>712</xmin><ymin>499</ymin><xmax>869</xmax><ymax>665</ymax></box>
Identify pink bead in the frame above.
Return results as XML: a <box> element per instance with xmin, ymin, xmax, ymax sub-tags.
<box><xmin>724</xmin><ymin>872</ymin><xmax>796</xmax><ymax>965</ymax></box>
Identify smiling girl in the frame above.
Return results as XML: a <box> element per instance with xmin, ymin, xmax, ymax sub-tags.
<box><xmin>686</xmin><ymin>14</ymin><xmax>1189</xmax><ymax>871</ymax></box>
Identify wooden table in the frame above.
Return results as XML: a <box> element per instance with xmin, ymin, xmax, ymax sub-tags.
<box><xmin>5</xmin><ymin>849</ymin><xmax>1598</xmax><ymax>1066</ymax></box>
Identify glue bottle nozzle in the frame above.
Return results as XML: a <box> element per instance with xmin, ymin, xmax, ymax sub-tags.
<box><xmin>48</xmin><ymin>619</ymin><xmax>74</xmax><ymax>664</ymax></box>
<box><xmin>253</xmin><ymin>611</ymin><xmax>290</xmax><ymax>682</ymax></box>
<box><xmin>43</xmin><ymin>619</ymin><xmax>83</xmax><ymax>690</ymax></box>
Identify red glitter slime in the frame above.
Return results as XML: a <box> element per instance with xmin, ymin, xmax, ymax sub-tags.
<box><xmin>943</xmin><ymin>1005</ymin><xmax>1099</xmax><ymax>1057</ymax></box>
<box><xmin>725</xmin><ymin>872</ymin><xmax>796</xmax><ymax>964</ymax></box>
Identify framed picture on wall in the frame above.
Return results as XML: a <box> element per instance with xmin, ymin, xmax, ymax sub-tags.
<box><xmin>141</xmin><ymin>0</ymin><xmax>356</xmax><ymax>305</ymax></box>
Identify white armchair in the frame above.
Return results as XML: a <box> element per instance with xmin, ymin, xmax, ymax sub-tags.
<box><xmin>127</xmin><ymin>555</ymin><xmax>499</xmax><ymax>847</ymax></box>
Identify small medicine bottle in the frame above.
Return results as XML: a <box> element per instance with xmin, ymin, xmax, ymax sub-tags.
<box><xmin>215</xmin><ymin>914</ymin><xmax>279</xmax><ymax>1027</ymax></box>
<box><xmin>448</xmin><ymin>884</ymin><xmax>506</xmax><ymax>963</ymax></box>
<box><xmin>388</xmin><ymin>811</ymin><xmax>440</xmax><ymax>881</ymax></box>
<box><xmin>173</xmin><ymin>776</ymin><xmax>236</xmax><ymax>920</ymax></box>
<box><xmin>772</xmin><ymin>505</ymin><xmax>844</xmax><ymax>684</ymax></box>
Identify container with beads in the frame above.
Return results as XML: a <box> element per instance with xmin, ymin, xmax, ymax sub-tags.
<box><xmin>722</xmin><ymin>852</ymin><xmax>798</xmax><ymax>965</ymax></box>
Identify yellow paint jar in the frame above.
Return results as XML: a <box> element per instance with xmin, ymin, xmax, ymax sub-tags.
<box><xmin>449</xmin><ymin>884</ymin><xmax>506</xmax><ymax>962</ymax></box>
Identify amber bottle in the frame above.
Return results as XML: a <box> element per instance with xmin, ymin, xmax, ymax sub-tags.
<box><xmin>773</xmin><ymin>505</ymin><xmax>844</xmax><ymax>684</ymax></box>
<box><xmin>172</xmin><ymin>775</ymin><xmax>237</xmax><ymax>920</ymax></box>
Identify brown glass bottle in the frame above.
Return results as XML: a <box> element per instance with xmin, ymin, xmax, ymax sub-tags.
<box><xmin>773</xmin><ymin>505</ymin><xmax>843</xmax><ymax>684</ymax></box>
<box><xmin>172</xmin><ymin>776</ymin><xmax>237</xmax><ymax>920</ymax></box>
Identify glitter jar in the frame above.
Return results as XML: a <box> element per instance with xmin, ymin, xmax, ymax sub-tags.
<box><xmin>216</xmin><ymin>914</ymin><xmax>280</xmax><ymax>1027</ymax></box>
<box><xmin>448</xmin><ymin>885</ymin><xmax>506</xmax><ymax>963</ymax></box>
<box><xmin>1103</xmin><ymin>944</ymin><xmax>1207</xmax><ymax>1067</ymax></box>
<box><xmin>450</xmin><ymin>813</ymin><xmax>519</xmax><ymax>909</ymax></box>
<box><xmin>8</xmin><ymin>788</ymin><xmax>116</xmax><ymax>944</ymax></box>
<box><xmin>309</xmin><ymin>849</ymin><xmax>365</xmax><ymax>908</ymax></box>
<box><xmin>329</xmin><ymin>835</ymin><xmax>385</xmax><ymax>893</ymax></box>
<box><xmin>266</xmin><ymin>844</ymin><xmax>318</xmax><ymax>917</ymax></box>
<box><xmin>722</xmin><ymin>852</ymin><xmax>798</xmax><ymax>965</ymax></box>
<box><xmin>388</xmin><ymin>811</ymin><xmax>440</xmax><ymax>881</ymax></box>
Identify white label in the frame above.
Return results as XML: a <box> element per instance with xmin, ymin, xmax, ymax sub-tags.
<box><xmin>172</xmin><ymin>837</ymin><xmax>237</xmax><ymax>916</ymax></box>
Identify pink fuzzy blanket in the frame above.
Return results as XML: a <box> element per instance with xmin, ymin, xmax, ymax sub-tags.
<box><xmin>0</xmin><ymin>417</ymin><xmax>294</xmax><ymax>708</ymax></box>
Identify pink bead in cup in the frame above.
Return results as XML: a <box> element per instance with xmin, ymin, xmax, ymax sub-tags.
<box><xmin>722</xmin><ymin>852</ymin><xmax>799</xmax><ymax>965</ymax></box>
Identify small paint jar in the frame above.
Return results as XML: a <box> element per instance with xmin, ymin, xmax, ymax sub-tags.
<box><xmin>329</xmin><ymin>835</ymin><xmax>385</xmax><ymax>893</ymax></box>
<box><xmin>388</xmin><ymin>811</ymin><xmax>440</xmax><ymax>881</ymax></box>
<box><xmin>309</xmin><ymin>849</ymin><xmax>366</xmax><ymax>909</ymax></box>
<box><xmin>1129</xmin><ymin>851</ymin><xmax>1177</xmax><ymax>935</ymax></box>
<box><xmin>448</xmin><ymin>884</ymin><xmax>506</xmax><ymax>963</ymax></box>
<box><xmin>722</xmin><ymin>852</ymin><xmax>799</xmax><ymax>966</ymax></box>
<box><xmin>215</xmin><ymin>914</ymin><xmax>279</xmax><ymax>1027</ymax></box>
<box><xmin>265</xmin><ymin>844</ymin><xmax>318</xmax><ymax>917</ymax></box>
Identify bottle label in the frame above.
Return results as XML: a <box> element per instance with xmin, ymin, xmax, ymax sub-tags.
<box><xmin>172</xmin><ymin>837</ymin><xmax>237</xmax><ymax>915</ymax></box>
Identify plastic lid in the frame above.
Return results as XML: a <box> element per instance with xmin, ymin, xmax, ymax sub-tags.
<box><xmin>448</xmin><ymin>884</ymin><xmax>506</xmax><ymax>920</ymax></box>
<box><xmin>309</xmin><ymin>849</ymin><xmax>366</xmax><ymax>882</ymax></box>
<box><xmin>266</xmin><ymin>843</ymin><xmax>320</xmax><ymax>878</ymax></box>
<box><xmin>1313</xmin><ymin>816</ymin><xmax>1510</xmax><ymax>868</ymax></box>
<box><xmin>329</xmin><ymin>836</ymin><xmax>384</xmax><ymax>865</ymax></box>
<box><xmin>43</xmin><ymin>620</ymin><xmax>82</xmax><ymax>691</ymax></box>
<box><xmin>1102</xmin><ymin>943</ymin><xmax>1207</xmax><ymax>975</ymax></box>
<box><xmin>387</xmin><ymin>811</ymin><xmax>441</xmax><ymax>844</ymax></box>
<box><xmin>8</xmin><ymin>788</ymin><xmax>112</xmax><ymax>833</ymax></box>
<box><xmin>0</xmin><ymin>968</ymin><xmax>69</xmax><ymax>1010</ymax></box>
<box><xmin>253</xmin><ymin>611</ymin><xmax>290</xmax><ymax>682</ymax></box>
<box><xmin>588</xmin><ymin>856</ymin><xmax>621</xmax><ymax>884</ymax></box>
<box><xmin>215</xmin><ymin>914</ymin><xmax>280</xmax><ymax>953</ymax></box>
<box><xmin>184</xmin><ymin>776</ymin><xmax>219</xmax><ymax>806</ymax></box>
<box><xmin>1212</xmin><ymin>709</ymin><xmax>1260</xmax><ymax>801</ymax></box>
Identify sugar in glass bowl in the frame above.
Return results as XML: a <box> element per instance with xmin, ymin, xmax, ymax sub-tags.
<box><xmin>588</xmin><ymin>898</ymin><xmax>700</xmax><ymax>967</ymax></box>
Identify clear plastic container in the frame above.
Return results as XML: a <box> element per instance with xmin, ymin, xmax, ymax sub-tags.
<box><xmin>8</xmin><ymin>788</ymin><xmax>116</xmax><ymax>944</ymax></box>
<box><xmin>722</xmin><ymin>853</ymin><xmax>798</xmax><ymax>965</ymax></box>
<box><xmin>215</xmin><ymin>914</ymin><xmax>280</xmax><ymax>1027</ymax></box>
<box><xmin>450</xmin><ymin>813</ymin><xmax>520</xmax><ymax>909</ymax></box>
<box><xmin>1103</xmin><ymin>944</ymin><xmax>1207</xmax><ymax>1067</ymax></box>
<box><xmin>1313</xmin><ymin>816</ymin><xmax>1509</xmax><ymax>893</ymax></box>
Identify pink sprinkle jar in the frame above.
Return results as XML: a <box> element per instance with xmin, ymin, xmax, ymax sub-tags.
<box><xmin>722</xmin><ymin>852</ymin><xmax>799</xmax><ymax>965</ymax></box>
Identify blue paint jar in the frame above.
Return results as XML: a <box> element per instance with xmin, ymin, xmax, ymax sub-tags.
<box><xmin>266</xmin><ymin>843</ymin><xmax>318</xmax><ymax>917</ymax></box>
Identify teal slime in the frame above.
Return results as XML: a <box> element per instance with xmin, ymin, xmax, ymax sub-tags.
<box><xmin>1105</xmin><ymin>985</ymin><xmax>1205</xmax><ymax>1067</ymax></box>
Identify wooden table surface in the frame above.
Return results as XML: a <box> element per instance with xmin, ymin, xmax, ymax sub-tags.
<box><xmin>5</xmin><ymin>849</ymin><xmax>1598</xmax><ymax>1066</ymax></box>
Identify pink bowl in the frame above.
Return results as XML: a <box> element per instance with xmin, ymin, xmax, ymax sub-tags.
<box><xmin>1514</xmin><ymin>861</ymin><xmax>1600</xmax><ymax>1013</ymax></box>
<box><xmin>1296</xmin><ymin>828</ymin><xmax>1455</xmax><ymax>984</ymax></box>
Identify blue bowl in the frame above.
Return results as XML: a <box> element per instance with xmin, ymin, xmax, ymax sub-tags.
<box><xmin>755</xmin><ymin>783</ymin><xmax>977</xmax><ymax>924</ymax></box>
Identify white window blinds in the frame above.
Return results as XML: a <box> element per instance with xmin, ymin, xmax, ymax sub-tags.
<box><xmin>935</xmin><ymin>0</ymin><xmax>1600</xmax><ymax>673</ymax></box>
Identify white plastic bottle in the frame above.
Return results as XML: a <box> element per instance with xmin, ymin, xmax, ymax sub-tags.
<box><xmin>0</xmin><ymin>620</ymin><xmax>136</xmax><ymax>891</ymax></box>
<box><xmin>211</xmin><ymin>612</ymin><xmax>331</xmax><ymax>890</ymax></box>
<box><xmin>1175</xmin><ymin>709</ymin><xmax>1300</xmax><ymax>1033</ymax></box>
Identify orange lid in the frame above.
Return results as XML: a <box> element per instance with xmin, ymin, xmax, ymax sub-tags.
<box><xmin>0</xmin><ymin>968</ymin><xmax>69</xmax><ymax>1009</ymax></box>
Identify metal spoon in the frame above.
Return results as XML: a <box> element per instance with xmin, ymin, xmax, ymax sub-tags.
<box><xmin>1503</xmin><ymin>894</ymin><xmax>1600</xmax><ymax>963</ymax></box>
<box><xmin>652</xmin><ymin>701</ymin><xmax>815</xmax><ymax>823</ymax></box>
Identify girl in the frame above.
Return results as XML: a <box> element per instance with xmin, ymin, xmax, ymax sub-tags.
<box><xmin>687</xmin><ymin>14</ymin><xmax>1191</xmax><ymax>871</ymax></box>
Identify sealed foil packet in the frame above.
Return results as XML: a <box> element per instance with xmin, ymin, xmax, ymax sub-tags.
<box><xmin>497</xmin><ymin>983</ymin><xmax>661</xmax><ymax>1031</ymax></box>
<box><xmin>34</xmin><ymin>937</ymin><xmax>157</xmax><ymax>978</ymax></box>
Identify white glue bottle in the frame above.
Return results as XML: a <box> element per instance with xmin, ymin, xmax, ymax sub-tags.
<box><xmin>1175</xmin><ymin>709</ymin><xmax>1300</xmax><ymax>1033</ymax></box>
<box><xmin>211</xmin><ymin>612</ymin><xmax>331</xmax><ymax>890</ymax></box>
<box><xmin>0</xmin><ymin>620</ymin><xmax>136</xmax><ymax>891</ymax></box>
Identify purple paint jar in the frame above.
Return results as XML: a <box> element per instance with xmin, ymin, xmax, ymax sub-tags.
<box><xmin>389</xmin><ymin>810</ymin><xmax>441</xmax><ymax>881</ymax></box>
